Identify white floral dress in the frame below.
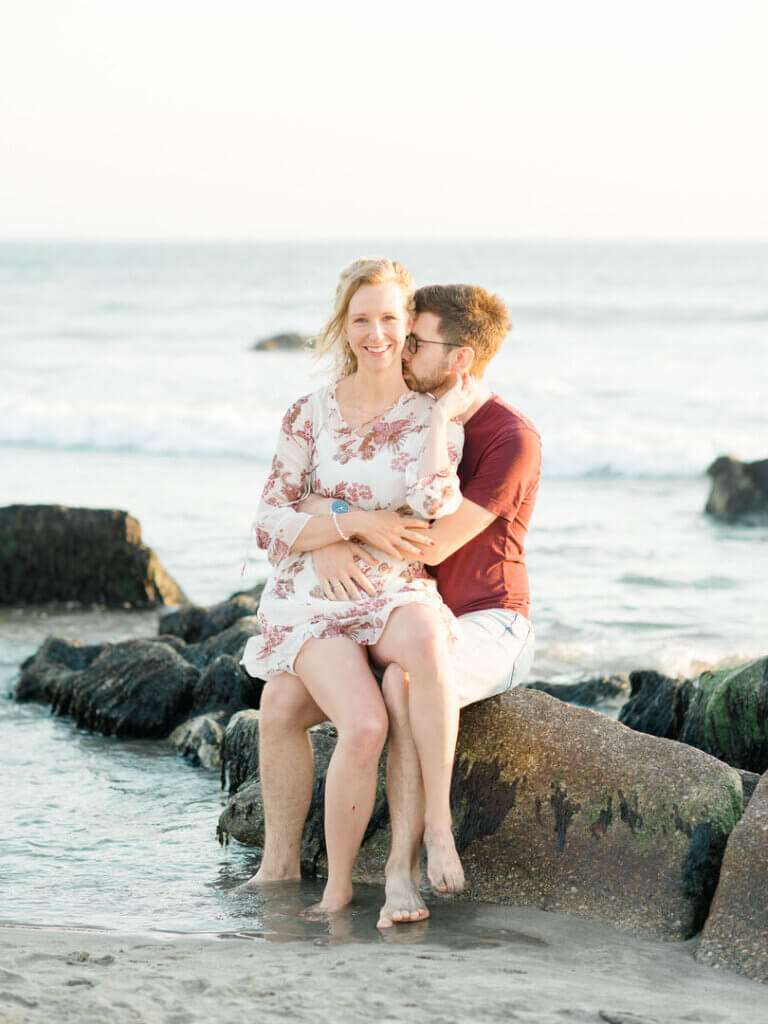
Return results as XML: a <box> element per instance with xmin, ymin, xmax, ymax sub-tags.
<box><xmin>241</xmin><ymin>383</ymin><xmax>464</xmax><ymax>680</ymax></box>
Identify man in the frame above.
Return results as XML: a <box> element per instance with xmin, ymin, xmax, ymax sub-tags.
<box><xmin>241</xmin><ymin>284</ymin><xmax>541</xmax><ymax>928</ymax></box>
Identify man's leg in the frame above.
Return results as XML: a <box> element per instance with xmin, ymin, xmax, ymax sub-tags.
<box><xmin>239</xmin><ymin>673</ymin><xmax>326</xmax><ymax>886</ymax></box>
<box><xmin>370</xmin><ymin>605</ymin><xmax>464</xmax><ymax>896</ymax></box>
<box><xmin>377</xmin><ymin>663</ymin><xmax>430</xmax><ymax>928</ymax></box>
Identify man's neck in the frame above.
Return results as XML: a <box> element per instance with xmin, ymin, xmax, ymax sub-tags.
<box><xmin>460</xmin><ymin>382</ymin><xmax>493</xmax><ymax>424</ymax></box>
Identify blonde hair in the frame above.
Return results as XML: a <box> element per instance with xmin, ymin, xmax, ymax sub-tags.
<box><xmin>314</xmin><ymin>257</ymin><xmax>415</xmax><ymax>378</ymax></box>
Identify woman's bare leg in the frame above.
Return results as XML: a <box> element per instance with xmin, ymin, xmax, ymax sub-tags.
<box><xmin>295</xmin><ymin>636</ymin><xmax>388</xmax><ymax>913</ymax></box>
<box><xmin>239</xmin><ymin>673</ymin><xmax>326</xmax><ymax>887</ymax></box>
<box><xmin>377</xmin><ymin>664</ymin><xmax>430</xmax><ymax>928</ymax></box>
<box><xmin>370</xmin><ymin>606</ymin><xmax>464</xmax><ymax>895</ymax></box>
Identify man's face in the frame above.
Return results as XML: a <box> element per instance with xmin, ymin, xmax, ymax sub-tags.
<box><xmin>402</xmin><ymin>312</ymin><xmax>456</xmax><ymax>394</ymax></box>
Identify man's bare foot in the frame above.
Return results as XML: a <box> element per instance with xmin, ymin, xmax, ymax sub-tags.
<box><xmin>299</xmin><ymin>883</ymin><xmax>353</xmax><ymax>919</ymax></box>
<box><xmin>424</xmin><ymin>827</ymin><xmax>465</xmax><ymax>894</ymax></box>
<box><xmin>377</xmin><ymin>872</ymin><xmax>430</xmax><ymax>929</ymax></box>
<box><xmin>234</xmin><ymin>865</ymin><xmax>301</xmax><ymax>892</ymax></box>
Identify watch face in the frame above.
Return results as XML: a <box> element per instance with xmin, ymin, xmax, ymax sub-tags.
<box><xmin>331</xmin><ymin>499</ymin><xmax>350</xmax><ymax>514</ymax></box>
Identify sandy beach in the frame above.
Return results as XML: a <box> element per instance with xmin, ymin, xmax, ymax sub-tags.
<box><xmin>2</xmin><ymin>896</ymin><xmax>767</xmax><ymax>1024</ymax></box>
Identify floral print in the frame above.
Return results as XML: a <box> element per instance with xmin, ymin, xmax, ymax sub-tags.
<box><xmin>241</xmin><ymin>384</ymin><xmax>464</xmax><ymax>679</ymax></box>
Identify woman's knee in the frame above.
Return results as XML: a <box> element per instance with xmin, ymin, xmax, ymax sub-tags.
<box><xmin>399</xmin><ymin>609</ymin><xmax>448</xmax><ymax>672</ymax></box>
<box><xmin>338</xmin><ymin>705</ymin><xmax>389</xmax><ymax>762</ymax></box>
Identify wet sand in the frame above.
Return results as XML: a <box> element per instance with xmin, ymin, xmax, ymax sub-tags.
<box><xmin>2</xmin><ymin>896</ymin><xmax>766</xmax><ymax>1024</ymax></box>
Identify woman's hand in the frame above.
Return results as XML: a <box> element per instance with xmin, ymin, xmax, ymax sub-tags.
<box><xmin>313</xmin><ymin>542</ymin><xmax>378</xmax><ymax>601</ymax></box>
<box><xmin>346</xmin><ymin>509</ymin><xmax>434</xmax><ymax>561</ymax></box>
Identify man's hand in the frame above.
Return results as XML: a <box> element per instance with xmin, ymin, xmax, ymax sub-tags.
<box><xmin>432</xmin><ymin>372</ymin><xmax>476</xmax><ymax>419</ymax></box>
<box><xmin>313</xmin><ymin>541</ymin><xmax>379</xmax><ymax>601</ymax></box>
<box><xmin>299</xmin><ymin>492</ymin><xmax>434</xmax><ymax>561</ymax></box>
<box><xmin>347</xmin><ymin>509</ymin><xmax>434</xmax><ymax>561</ymax></box>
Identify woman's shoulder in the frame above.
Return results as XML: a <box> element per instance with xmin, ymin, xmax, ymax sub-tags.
<box><xmin>279</xmin><ymin>387</ymin><xmax>321</xmax><ymax>437</ymax></box>
<box><xmin>399</xmin><ymin>389</ymin><xmax>435</xmax><ymax>416</ymax></box>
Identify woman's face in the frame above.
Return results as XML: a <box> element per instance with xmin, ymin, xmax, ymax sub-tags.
<box><xmin>345</xmin><ymin>281</ymin><xmax>410</xmax><ymax>375</ymax></box>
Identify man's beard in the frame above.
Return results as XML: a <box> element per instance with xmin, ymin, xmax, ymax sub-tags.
<box><xmin>402</xmin><ymin>362</ymin><xmax>451</xmax><ymax>395</ymax></box>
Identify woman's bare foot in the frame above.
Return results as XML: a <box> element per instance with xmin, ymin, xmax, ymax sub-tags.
<box><xmin>377</xmin><ymin>872</ymin><xmax>430</xmax><ymax>929</ymax></box>
<box><xmin>424</xmin><ymin>826</ymin><xmax>464</xmax><ymax>894</ymax></box>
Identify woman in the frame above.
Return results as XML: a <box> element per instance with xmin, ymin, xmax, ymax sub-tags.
<box><xmin>242</xmin><ymin>257</ymin><xmax>468</xmax><ymax>914</ymax></box>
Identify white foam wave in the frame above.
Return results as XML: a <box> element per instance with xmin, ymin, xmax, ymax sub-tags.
<box><xmin>0</xmin><ymin>396</ymin><xmax>281</xmax><ymax>461</ymax></box>
<box><xmin>0</xmin><ymin>385</ymin><xmax>764</xmax><ymax>478</ymax></box>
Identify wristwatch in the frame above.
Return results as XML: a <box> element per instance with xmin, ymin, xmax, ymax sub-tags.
<box><xmin>330</xmin><ymin>499</ymin><xmax>350</xmax><ymax>541</ymax></box>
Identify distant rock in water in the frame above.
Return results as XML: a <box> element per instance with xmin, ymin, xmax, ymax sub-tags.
<box><xmin>705</xmin><ymin>455</ymin><xmax>768</xmax><ymax>523</ymax></box>
<box><xmin>524</xmin><ymin>675</ymin><xmax>629</xmax><ymax>708</ymax></box>
<box><xmin>619</xmin><ymin>658</ymin><xmax>768</xmax><ymax>773</ymax></box>
<box><xmin>251</xmin><ymin>332</ymin><xmax>308</xmax><ymax>351</ymax></box>
<box><xmin>0</xmin><ymin>504</ymin><xmax>187</xmax><ymax>608</ymax></box>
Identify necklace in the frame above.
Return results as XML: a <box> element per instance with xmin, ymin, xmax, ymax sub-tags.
<box><xmin>335</xmin><ymin>388</ymin><xmax>407</xmax><ymax>433</ymax></box>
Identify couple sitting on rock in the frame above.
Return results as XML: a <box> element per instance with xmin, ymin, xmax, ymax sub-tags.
<box><xmin>240</xmin><ymin>257</ymin><xmax>540</xmax><ymax>927</ymax></box>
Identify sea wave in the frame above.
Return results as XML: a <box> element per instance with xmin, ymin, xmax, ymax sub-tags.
<box><xmin>1</xmin><ymin>383</ymin><xmax>762</xmax><ymax>480</ymax></box>
<box><xmin>0</xmin><ymin>423</ymin><xmax>712</xmax><ymax>479</ymax></box>
<box><xmin>510</xmin><ymin>304</ymin><xmax>768</xmax><ymax>326</ymax></box>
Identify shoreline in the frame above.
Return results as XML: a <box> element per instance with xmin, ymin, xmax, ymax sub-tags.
<box><xmin>2</xmin><ymin>903</ymin><xmax>767</xmax><ymax>1024</ymax></box>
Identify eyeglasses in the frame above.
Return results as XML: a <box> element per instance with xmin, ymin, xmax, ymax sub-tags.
<box><xmin>405</xmin><ymin>333</ymin><xmax>465</xmax><ymax>355</ymax></box>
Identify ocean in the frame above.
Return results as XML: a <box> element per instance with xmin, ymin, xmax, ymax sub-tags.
<box><xmin>1</xmin><ymin>241</ymin><xmax>767</xmax><ymax>934</ymax></box>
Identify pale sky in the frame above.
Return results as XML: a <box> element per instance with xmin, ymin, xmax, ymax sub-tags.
<box><xmin>1</xmin><ymin>0</ymin><xmax>766</xmax><ymax>240</ymax></box>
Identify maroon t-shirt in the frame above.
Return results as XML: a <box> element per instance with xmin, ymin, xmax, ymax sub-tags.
<box><xmin>429</xmin><ymin>396</ymin><xmax>541</xmax><ymax>618</ymax></box>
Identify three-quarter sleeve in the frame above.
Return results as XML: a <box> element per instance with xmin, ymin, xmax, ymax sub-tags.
<box><xmin>405</xmin><ymin>415</ymin><xmax>464</xmax><ymax>519</ymax></box>
<box><xmin>254</xmin><ymin>395</ymin><xmax>314</xmax><ymax>567</ymax></box>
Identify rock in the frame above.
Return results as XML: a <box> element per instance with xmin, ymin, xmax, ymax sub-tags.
<box><xmin>525</xmin><ymin>675</ymin><xmax>630</xmax><ymax>708</ymax></box>
<box><xmin>228</xmin><ymin>583</ymin><xmax>266</xmax><ymax>603</ymax></box>
<box><xmin>220</xmin><ymin>710</ymin><xmax>262</xmax><ymax>794</ymax></box>
<box><xmin>17</xmin><ymin>638</ymin><xmax>199</xmax><ymax>738</ymax></box>
<box><xmin>192</xmin><ymin>655</ymin><xmax>262</xmax><ymax>718</ymax></box>
<box><xmin>678</xmin><ymin>659</ymin><xmax>768</xmax><ymax>773</ymax></box>
<box><xmin>450</xmin><ymin>689</ymin><xmax>742</xmax><ymax>939</ymax></box>
<box><xmin>13</xmin><ymin>636</ymin><xmax>102</xmax><ymax>703</ymax></box>
<box><xmin>217</xmin><ymin>778</ymin><xmax>264</xmax><ymax>848</ymax></box>
<box><xmin>158</xmin><ymin>594</ymin><xmax>261</xmax><ymax>644</ymax></box>
<box><xmin>619</xmin><ymin>670</ymin><xmax>693</xmax><ymax>740</ymax></box>
<box><xmin>705</xmin><ymin>455</ymin><xmax>768</xmax><ymax>523</ymax></box>
<box><xmin>217</xmin><ymin>688</ymin><xmax>743</xmax><ymax>939</ymax></box>
<box><xmin>696</xmin><ymin>773</ymin><xmax>768</xmax><ymax>981</ymax></box>
<box><xmin>251</xmin><ymin>332</ymin><xmax>308</xmax><ymax>352</ymax></box>
<box><xmin>169</xmin><ymin>711</ymin><xmax>229</xmax><ymax>769</ymax></box>
<box><xmin>186</xmin><ymin>618</ymin><xmax>262</xmax><ymax>671</ymax></box>
<box><xmin>15</xmin><ymin>626</ymin><xmax>262</xmax><ymax>738</ymax></box>
<box><xmin>0</xmin><ymin>504</ymin><xmax>187</xmax><ymax>607</ymax></box>
<box><xmin>620</xmin><ymin>659</ymin><xmax>768</xmax><ymax>774</ymax></box>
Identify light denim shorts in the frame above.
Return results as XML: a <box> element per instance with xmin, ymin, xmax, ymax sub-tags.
<box><xmin>452</xmin><ymin>608</ymin><xmax>535</xmax><ymax>708</ymax></box>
